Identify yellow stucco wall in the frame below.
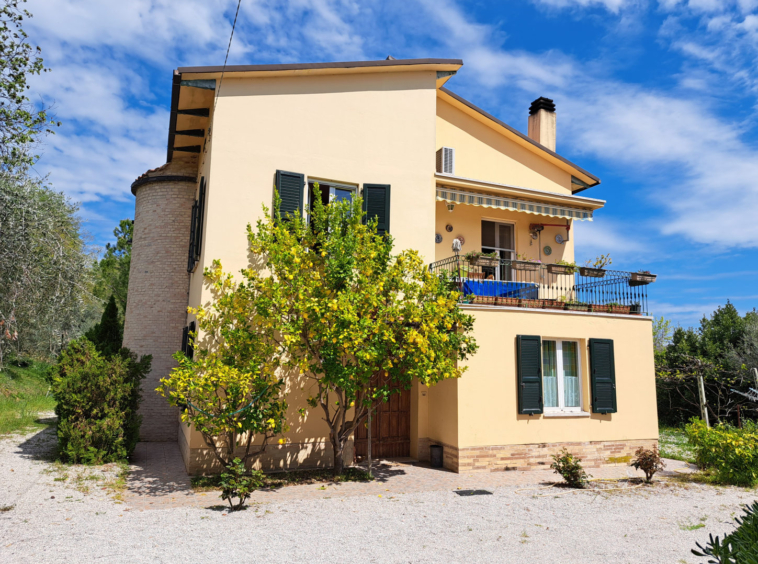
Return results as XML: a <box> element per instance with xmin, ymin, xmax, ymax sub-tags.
<box><xmin>436</xmin><ymin>97</ymin><xmax>573</xmax><ymax>195</ymax></box>
<box><xmin>185</xmin><ymin>70</ymin><xmax>439</xmax><ymax>447</ymax></box>
<box><xmin>453</xmin><ymin>307</ymin><xmax>658</xmax><ymax>448</ymax></box>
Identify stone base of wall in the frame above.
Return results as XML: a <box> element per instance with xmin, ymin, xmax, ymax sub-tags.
<box><xmin>416</xmin><ymin>437</ymin><xmax>431</xmax><ymax>462</ymax></box>
<box><xmin>422</xmin><ymin>439</ymin><xmax>658</xmax><ymax>473</ymax></box>
<box><xmin>181</xmin><ymin>436</ymin><xmax>356</xmax><ymax>476</ymax></box>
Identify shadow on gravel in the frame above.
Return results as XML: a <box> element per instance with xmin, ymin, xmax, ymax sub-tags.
<box><xmin>15</xmin><ymin>425</ymin><xmax>58</xmax><ymax>462</ymax></box>
<box><xmin>127</xmin><ymin>442</ymin><xmax>194</xmax><ymax>500</ymax></box>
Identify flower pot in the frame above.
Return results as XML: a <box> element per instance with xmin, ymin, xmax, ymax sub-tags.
<box><xmin>514</xmin><ymin>261</ymin><xmax>541</xmax><ymax>272</ymax></box>
<box><xmin>520</xmin><ymin>299</ymin><xmax>545</xmax><ymax>309</ymax></box>
<box><xmin>547</xmin><ymin>264</ymin><xmax>576</xmax><ymax>275</ymax></box>
<box><xmin>629</xmin><ymin>272</ymin><xmax>656</xmax><ymax>286</ymax></box>
<box><xmin>565</xmin><ymin>303</ymin><xmax>590</xmax><ymax>312</ymax></box>
<box><xmin>579</xmin><ymin>267</ymin><xmax>606</xmax><ymax>278</ymax></box>
<box><xmin>472</xmin><ymin>295</ymin><xmax>496</xmax><ymax>305</ymax></box>
<box><xmin>543</xmin><ymin>300</ymin><xmax>566</xmax><ymax>311</ymax></box>
<box><xmin>496</xmin><ymin>296</ymin><xmax>521</xmax><ymax>307</ymax></box>
<box><xmin>469</xmin><ymin>256</ymin><xmax>500</xmax><ymax>267</ymax></box>
<box><xmin>629</xmin><ymin>303</ymin><xmax>642</xmax><ymax>315</ymax></box>
<box><xmin>606</xmin><ymin>305</ymin><xmax>631</xmax><ymax>315</ymax></box>
<box><xmin>589</xmin><ymin>304</ymin><xmax>608</xmax><ymax>313</ymax></box>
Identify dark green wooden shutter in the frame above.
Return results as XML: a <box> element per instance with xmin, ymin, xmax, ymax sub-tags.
<box><xmin>275</xmin><ymin>170</ymin><xmax>304</xmax><ymax>219</ymax></box>
<box><xmin>187</xmin><ymin>321</ymin><xmax>195</xmax><ymax>360</ymax></box>
<box><xmin>517</xmin><ymin>335</ymin><xmax>543</xmax><ymax>414</ymax></box>
<box><xmin>187</xmin><ymin>200</ymin><xmax>198</xmax><ymax>273</ymax></box>
<box><xmin>195</xmin><ymin>177</ymin><xmax>206</xmax><ymax>257</ymax></box>
<box><xmin>362</xmin><ymin>184</ymin><xmax>391</xmax><ymax>235</ymax></box>
<box><xmin>589</xmin><ymin>338</ymin><xmax>617</xmax><ymax>414</ymax></box>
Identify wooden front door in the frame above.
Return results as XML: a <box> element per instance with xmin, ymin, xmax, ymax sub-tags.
<box><xmin>354</xmin><ymin>375</ymin><xmax>411</xmax><ymax>459</ymax></box>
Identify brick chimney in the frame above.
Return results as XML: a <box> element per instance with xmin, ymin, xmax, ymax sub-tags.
<box><xmin>528</xmin><ymin>97</ymin><xmax>556</xmax><ymax>152</ymax></box>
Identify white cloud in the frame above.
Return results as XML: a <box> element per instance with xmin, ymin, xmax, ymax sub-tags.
<box><xmin>531</xmin><ymin>0</ymin><xmax>639</xmax><ymax>12</ymax></box>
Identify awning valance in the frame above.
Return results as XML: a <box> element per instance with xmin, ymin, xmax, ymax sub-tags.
<box><xmin>436</xmin><ymin>187</ymin><xmax>594</xmax><ymax>221</ymax></box>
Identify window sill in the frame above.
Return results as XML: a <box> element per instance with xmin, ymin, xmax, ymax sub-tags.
<box><xmin>543</xmin><ymin>411</ymin><xmax>591</xmax><ymax>418</ymax></box>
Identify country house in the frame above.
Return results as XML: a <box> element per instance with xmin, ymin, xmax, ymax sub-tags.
<box><xmin>124</xmin><ymin>57</ymin><xmax>658</xmax><ymax>474</ymax></box>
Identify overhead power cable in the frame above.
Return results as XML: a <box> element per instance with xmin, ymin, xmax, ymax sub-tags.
<box><xmin>212</xmin><ymin>0</ymin><xmax>243</xmax><ymax>118</ymax></box>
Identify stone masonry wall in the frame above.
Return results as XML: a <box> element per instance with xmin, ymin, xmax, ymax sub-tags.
<box><xmin>124</xmin><ymin>161</ymin><xmax>197</xmax><ymax>442</ymax></box>
<box><xmin>422</xmin><ymin>439</ymin><xmax>658</xmax><ymax>473</ymax></box>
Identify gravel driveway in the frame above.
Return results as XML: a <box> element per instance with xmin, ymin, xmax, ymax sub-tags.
<box><xmin>1</xmin><ymin>426</ymin><xmax>755</xmax><ymax>564</ymax></box>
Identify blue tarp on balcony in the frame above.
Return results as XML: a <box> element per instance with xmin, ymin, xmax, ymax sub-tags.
<box><xmin>461</xmin><ymin>280</ymin><xmax>539</xmax><ymax>299</ymax></box>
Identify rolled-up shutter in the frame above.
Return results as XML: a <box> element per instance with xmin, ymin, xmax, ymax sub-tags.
<box><xmin>362</xmin><ymin>184</ymin><xmax>391</xmax><ymax>235</ymax></box>
<box><xmin>275</xmin><ymin>170</ymin><xmax>304</xmax><ymax>219</ymax></box>
<box><xmin>589</xmin><ymin>338</ymin><xmax>617</xmax><ymax>414</ymax></box>
<box><xmin>517</xmin><ymin>335</ymin><xmax>543</xmax><ymax>414</ymax></box>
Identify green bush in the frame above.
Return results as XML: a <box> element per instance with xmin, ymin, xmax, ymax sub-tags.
<box><xmin>51</xmin><ymin>339</ymin><xmax>150</xmax><ymax>464</ymax></box>
<box><xmin>220</xmin><ymin>458</ymin><xmax>264</xmax><ymax>511</ymax></box>
<box><xmin>550</xmin><ymin>448</ymin><xmax>590</xmax><ymax>488</ymax></box>
<box><xmin>85</xmin><ymin>295</ymin><xmax>123</xmax><ymax>357</ymax></box>
<box><xmin>693</xmin><ymin>501</ymin><xmax>758</xmax><ymax>563</ymax></box>
<box><xmin>686</xmin><ymin>418</ymin><xmax>758</xmax><ymax>486</ymax></box>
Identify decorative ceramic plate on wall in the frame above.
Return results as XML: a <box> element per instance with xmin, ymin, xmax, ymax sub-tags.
<box><xmin>435</xmin><ymin>233</ymin><xmax>443</xmax><ymax>244</ymax></box>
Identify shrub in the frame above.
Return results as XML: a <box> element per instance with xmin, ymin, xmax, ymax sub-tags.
<box><xmin>85</xmin><ymin>295</ymin><xmax>123</xmax><ymax>357</ymax></box>
<box><xmin>550</xmin><ymin>448</ymin><xmax>589</xmax><ymax>488</ymax></box>
<box><xmin>631</xmin><ymin>446</ymin><xmax>666</xmax><ymax>482</ymax></box>
<box><xmin>51</xmin><ymin>339</ymin><xmax>150</xmax><ymax>464</ymax></box>
<box><xmin>219</xmin><ymin>458</ymin><xmax>264</xmax><ymax>511</ymax></box>
<box><xmin>693</xmin><ymin>501</ymin><xmax>758</xmax><ymax>563</ymax></box>
<box><xmin>686</xmin><ymin>418</ymin><xmax>758</xmax><ymax>486</ymax></box>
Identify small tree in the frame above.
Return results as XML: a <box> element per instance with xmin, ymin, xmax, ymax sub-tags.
<box><xmin>248</xmin><ymin>195</ymin><xmax>478</xmax><ymax>475</ymax></box>
<box><xmin>85</xmin><ymin>295</ymin><xmax>122</xmax><ymax>356</ymax></box>
<box><xmin>630</xmin><ymin>446</ymin><xmax>665</xmax><ymax>483</ymax></box>
<box><xmin>158</xmin><ymin>262</ymin><xmax>288</xmax><ymax>469</ymax></box>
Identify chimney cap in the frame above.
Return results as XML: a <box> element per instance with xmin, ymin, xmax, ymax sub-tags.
<box><xmin>529</xmin><ymin>97</ymin><xmax>556</xmax><ymax>115</ymax></box>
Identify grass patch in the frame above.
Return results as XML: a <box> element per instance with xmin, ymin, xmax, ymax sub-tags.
<box><xmin>192</xmin><ymin>466</ymin><xmax>373</xmax><ymax>492</ymax></box>
<box><xmin>0</xmin><ymin>360</ymin><xmax>55</xmax><ymax>434</ymax></box>
<box><xmin>659</xmin><ymin>425</ymin><xmax>696</xmax><ymax>463</ymax></box>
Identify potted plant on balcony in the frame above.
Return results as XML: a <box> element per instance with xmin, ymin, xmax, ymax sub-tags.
<box><xmin>605</xmin><ymin>302</ymin><xmax>631</xmax><ymax>314</ymax></box>
<box><xmin>579</xmin><ymin>254</ymin><xmax>612</xmax><ymax>278</ymax></box>
<box><xmin>543</xmin><ymin>296</ymin><xmax>567</xmax><ymax>311</ymax></box>
<box><xmin>629</xmin><ymin>270</ymin><xmax>657</xmax><ymax>286</ymax></box>
<box><xmin>495</xmin><ymin>296</ymin><xmax>521</xmax><ymax>307</ymax></box>
<box><xmin>464</xmin><ymin>250</ymin><xmax>500</xmax><ymax>268</ymax></box>
<box><xmin>564</xmin><ymin>300</ymin><xmax>590</xmax><ymax>312</ymax></box>
<box><xmin>472</xmin><ymin>294</ymin><xmax>496</xmax><ymax>305</ymax></box>
<box><xmin>547</xmin><ymin>260</ymin><xmax>578</xmax><ymax>275</ymax></box>
<box><xmin>514</xmin><ymin>253</ymin><xmax>542</xmax><ymax>272</ymax></box>
<box><xmin>520</xmin><ymin>298</ymin><xmax>545</xmax><ymax>309</ymax></box>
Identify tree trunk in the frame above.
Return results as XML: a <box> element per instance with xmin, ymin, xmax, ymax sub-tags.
<box><xmin>332</xmin><ymin>439</ymin><xmax>344</xmax><ymax>476</ymax></box>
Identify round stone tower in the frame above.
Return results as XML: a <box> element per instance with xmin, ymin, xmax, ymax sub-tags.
<box><xmin>123</xmin><ymin>157</ymin><xmax>198</xmax><ymax>442</ymax></box>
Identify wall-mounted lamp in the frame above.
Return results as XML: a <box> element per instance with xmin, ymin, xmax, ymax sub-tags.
<box><xmin>446</xmin><ymin>202</ymin><xmax>455</xmax><ymax>212</ymax></box>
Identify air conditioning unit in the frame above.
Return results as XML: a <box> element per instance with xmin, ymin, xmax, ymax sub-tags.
<box><xmin>436</xmin><ymin>147</ymin><xmax>455</xmax><ymax>174</ymax></box>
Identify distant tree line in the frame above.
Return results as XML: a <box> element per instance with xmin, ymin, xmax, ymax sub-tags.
<box><xmin>655</xmin><ymin>303</ymin><xmax>758</xmax><ymax>427</ymax></box>
<box><xmin>0</xmin><ymin>0</ymin><xmax>131</xmax><ymax>368</ymax></box>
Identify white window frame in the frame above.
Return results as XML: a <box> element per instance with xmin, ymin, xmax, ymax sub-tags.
<box><xmin>305</xmin><ymin>178</ymin><xmax>358</xmax><ymax>223</ymax></box>
<box><xmin>542</xmin><ymin>339</ymin><xmax>583</xmax><ymax>414</ymax></box>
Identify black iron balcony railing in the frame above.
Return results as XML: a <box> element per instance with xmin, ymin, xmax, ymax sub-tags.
<box><xmin>429</xmin><ymin>255</ymin><xmax>655</xmax><ymax>316</ymax></box>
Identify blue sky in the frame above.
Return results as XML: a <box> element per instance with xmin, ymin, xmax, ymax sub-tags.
<box><xmin>23</xmin><ymin>0</ymin><xmax>758</xmax><ymax>327</ymax></box>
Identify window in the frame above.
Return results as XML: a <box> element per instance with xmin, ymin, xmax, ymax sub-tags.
<box><xmin>481</xmin><ymin>220</ymin><xmax>514</xmax><ymax>280</ymax></box>
<box><xmin>542</xmin><ymin>340</ymin><xmax>582</xmax><ymax>413</ymax></box>
<box><xmin>309</xmin><ymin>180</ymin><xmax>356</xmax><ymax>208</ymax></box>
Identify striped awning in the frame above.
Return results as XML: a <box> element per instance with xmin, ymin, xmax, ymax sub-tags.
<box><xmin>436</xmin><ymin>187</ymin><xmax>594</xmax><ymax>221</ymax></box>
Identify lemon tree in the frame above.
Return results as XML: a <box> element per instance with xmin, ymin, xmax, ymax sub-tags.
<box><xmin>249</xmin><ymin>194</ymin><xmax>477</xmax><ymax>475</ymax></box>
<box><xmin>158</xmin><ymin>262</ymin><xmax>287</xmax><ymax>469</ymax></box>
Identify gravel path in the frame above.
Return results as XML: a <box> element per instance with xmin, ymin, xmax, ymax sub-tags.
<box><xmin>1</xmin><ymin>426</ymin><xmax>756</xmax><ymax>564</ymax></box>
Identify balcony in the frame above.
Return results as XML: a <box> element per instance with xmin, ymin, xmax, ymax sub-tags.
<box><xmin>429</xmin><ymin>255</ymin><xmax>655</xmax><ymax>316</ymax></box>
